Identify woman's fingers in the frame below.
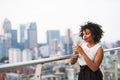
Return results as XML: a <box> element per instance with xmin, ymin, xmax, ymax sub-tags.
<box><xmin>73</xmin><ymin>45</ymin><xmax>80</xmax><ymax>52</ymax></box>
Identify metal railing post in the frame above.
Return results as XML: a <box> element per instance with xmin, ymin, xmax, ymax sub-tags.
<box><xmin>113</xmin><ymin>50</ymin><xmax>118</xmax><ymax>80</ymax></box>
<box><xmin>100</xmin><ymin>63</ymin><xmax>104</xmax><ymax>80</ymax></box>
<box><xmin>35</xmin><ymin>64</ymin><xmax>43</xmax><ymax>80</ymax></box>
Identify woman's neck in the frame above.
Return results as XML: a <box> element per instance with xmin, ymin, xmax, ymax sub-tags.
<box><xmin>87</xmin><ymin>41</ymin><xmax>96</xmax><ymax>48</ymax></box>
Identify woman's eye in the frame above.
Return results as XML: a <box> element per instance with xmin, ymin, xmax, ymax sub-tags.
<box><xmin>86</xmin><ymin>32</ymin><xmax>90</xmax><ymax>35</ymax></box>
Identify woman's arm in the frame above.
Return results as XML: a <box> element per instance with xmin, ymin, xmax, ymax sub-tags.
<box><xmin>69</xmin><ymin>57</ymin><xmax>78</xmax><ymax>64</ymax></box>
<box><xmin>81</xmin><ymin>47</ymin><xmax>104</xmax><ymax>72</ymax></box>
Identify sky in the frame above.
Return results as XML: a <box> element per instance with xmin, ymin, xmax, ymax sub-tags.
<box><xmin>0</xmin><ymin>0</ymin><xmax>120</xmax><ymax>43</ymax></box>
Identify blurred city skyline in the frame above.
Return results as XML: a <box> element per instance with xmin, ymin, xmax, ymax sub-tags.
<box><xmin>0</xmin><ymin>0</ymin><xmax>120</xmax><ymax>43</ymax></box>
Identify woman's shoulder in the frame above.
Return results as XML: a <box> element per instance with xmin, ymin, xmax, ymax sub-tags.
<box><xmin>96</xmin><ymin>43</ymin><xmax>102</xmax><ymax>48</ymax></box>
<box><xmin>95</xmin><ymin>43</ymin><xmax>103</xmax><ymax>51</ymax></box>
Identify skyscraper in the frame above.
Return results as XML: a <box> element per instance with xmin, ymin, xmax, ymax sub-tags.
<box><xmin>47</xmin><ymin>30</ymin><xmax>60</xmax><ymax>54</ymax></box>
<box><xmin>2</xmin><ymin>18</ymin><xmax>11</xmax><ymax>58</ymax></box>
<box><xmin>64</xmin><ymin>29</ymin><xmax>73</xmax><ymax>55</ymax></box>
<box><xmin>3</xmin><ymin>18</ymin><xmax>11</xmax><ymax>33</ymax></box>
<box><xmin>28</xmin><ymin>22</ymin><xmax>37</xmax><ymax>48</ymax></box>
<box><xmin>0</xmin><ymin>36</ymin><xmax>4</xmax><ymax>60</ymax></box>
<box><xmin>19</xmin><ymin>24</ymin><xmax>26</xmax><ymax>43</ymax></box>
<box><xmin>19</xmin><ymin>23</ymin><xmax>37</xmax><ymax>49</ymax></box>
<box><xmin>19</xmin><ymin>24</ymin><xmax>27</xmax><ymax>49</ymax></box>
<box><xmin>51</xmin><ymin>39</ymin><xmax>58</xmax><ymax>54</ymax></box>
<box><xmin>11</xmin><ymin>30</ymin><xmax>17</xmax><ymax>48</ymax></box>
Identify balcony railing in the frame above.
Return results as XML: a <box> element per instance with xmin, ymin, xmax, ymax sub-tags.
<box><xmin>0</xmin><ymin>47</ymin><xmax>120</xmax><ymax>80</ymax></box>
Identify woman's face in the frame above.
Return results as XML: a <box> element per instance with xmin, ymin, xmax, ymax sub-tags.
<box><xmin>82</xmin><ymin>29</ymin><xmax>94</xmax><ymax>42</ymax></box>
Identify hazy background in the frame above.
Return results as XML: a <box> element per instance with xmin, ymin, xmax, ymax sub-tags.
<box><xmin>0</xmin><ymin>0</ymin><xmax>120</xmax><ymax>43</ymax></box>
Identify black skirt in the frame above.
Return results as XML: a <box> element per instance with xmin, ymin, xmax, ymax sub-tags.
<box><xmin>78</xmin><ymin>65</ymin><xmax>103</xmax><ymax>80</ymax></box>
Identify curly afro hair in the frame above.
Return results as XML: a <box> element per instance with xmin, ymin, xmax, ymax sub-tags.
<box><xmin>79</xmin><ymin>22</ymin><xmax>104</xmax><ymax>43</ymax></box>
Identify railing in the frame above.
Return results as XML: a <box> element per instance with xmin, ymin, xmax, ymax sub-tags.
<box><xmin>102</xmin><ymin>47</ymin><xmax>120</xmax><ymax>80</ymax></box>
<box><xmin>0</xmin><ymin>47</ymin><xmax>120</xmax><ymax>80</ymax></box>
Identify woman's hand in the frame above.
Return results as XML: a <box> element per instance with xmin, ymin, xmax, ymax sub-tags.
<box><xmin>73</xmin><ymin>45</ymin><xmax>85</xmax><ymax>55</ymax></box>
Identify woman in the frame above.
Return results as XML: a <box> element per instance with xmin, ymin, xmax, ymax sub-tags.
<box><xmin>70</xmin><ymin>22</ymin><xmax>104</xmax><ymax>80</ymax></box>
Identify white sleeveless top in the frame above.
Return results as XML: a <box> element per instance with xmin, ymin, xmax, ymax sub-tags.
<box><xmin>78</xmin><ymin>43</ymin><xmax>101</xmax><ymax>66</ymax></box>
